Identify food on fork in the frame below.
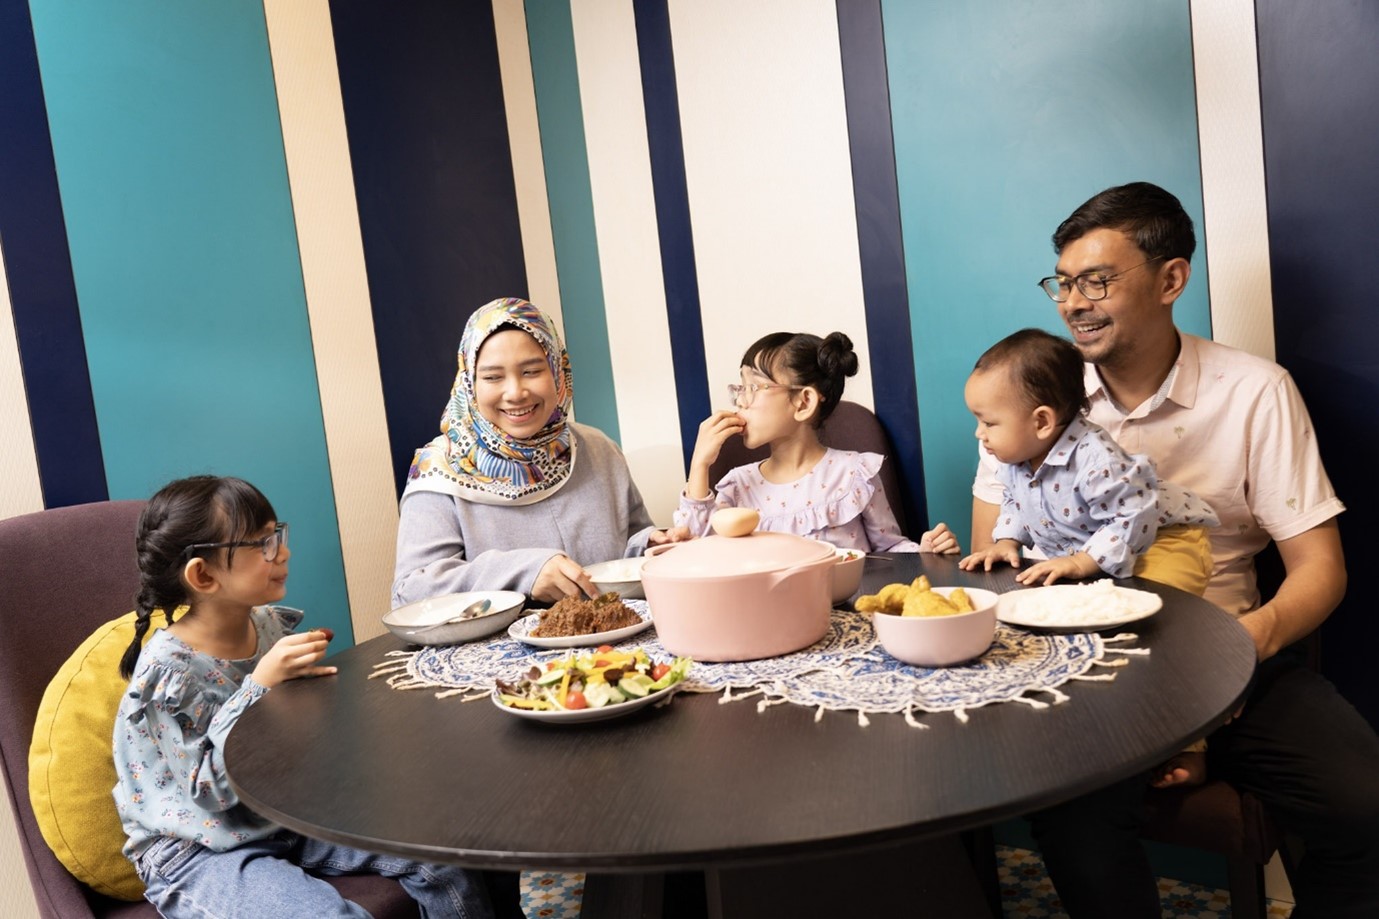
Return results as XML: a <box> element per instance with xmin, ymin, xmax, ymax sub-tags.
<box><xmin>530</xmin><ymin>592</ymin><xmax>641</xmax><ymax>637</ymax></box>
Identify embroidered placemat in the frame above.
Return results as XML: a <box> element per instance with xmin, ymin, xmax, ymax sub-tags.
<box><xmin>376</xmin><ymin>601</ymin><xmax>1143</xmax><ymax>727</ymax></box>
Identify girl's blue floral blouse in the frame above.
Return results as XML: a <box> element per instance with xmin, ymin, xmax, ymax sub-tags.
<box><xmin>112</xmin><ymin>605</ymin><xmax>303</xmax><ymax>861</ymax></box>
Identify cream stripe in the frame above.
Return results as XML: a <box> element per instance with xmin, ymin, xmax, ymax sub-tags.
<box><xmin>263</xmin><ymin>0</ymin><xmax>398</xmax><ymax>639</ymax></box>
<box><xmin>1191</xmin><ymin>0</ymin><xmax>1275</xmax><ymax>360</ymax></box>
<box><xmin>0</xmin><ymin>242</ymin><xmax>45</xmax><ymax>520</ymax></box>
<box><xmin>493</xmin><ymin>0</ymin><xmax>564</xmax><ymax>331</ymax></box>
<box><xmin>571</xmin><ymin>0</ymin><xmax>684</xmax><ymax>526</ymax></box>
<box><xmin>669</xmin><ymin>0</ymin><xmax>872</xmax><ymax>407</ymax></box>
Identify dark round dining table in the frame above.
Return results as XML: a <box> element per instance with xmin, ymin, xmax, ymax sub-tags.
<box><xmin>225</xmin><ymin>554</ymin><xmax>1256</xmax><ymax>917</ymax></box>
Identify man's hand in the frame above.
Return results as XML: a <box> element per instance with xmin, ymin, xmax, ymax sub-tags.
<box><xmin>1238</xmin><ymin>521</ymin><xmax>1345</xmax><ymax>660</ymax></box>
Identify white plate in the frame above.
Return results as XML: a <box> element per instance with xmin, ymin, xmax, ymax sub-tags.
<box><xmin>490</xmin><ymin>680</ymin><xmax>682</xmax><ymax>724</ymax></box>
<box><xmin>508</xmin><ymin>598</ymin><xmax>654</xmax><ymax>648</ymax></box>
<box><xmin>995</xmin><ymin>582</ymin><xmax>1164</xmax><ymax>632</ymax></box>
<box><xmin>381</xmin><ymin>590</ymin><xmax>527</xmax><ymax>645</ymax></box>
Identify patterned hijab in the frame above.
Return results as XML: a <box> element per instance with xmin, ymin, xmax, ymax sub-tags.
<box><xmin>404</xmin><ymin>298</ymin><xmax>576</xmax><ymax>505</ymax></box>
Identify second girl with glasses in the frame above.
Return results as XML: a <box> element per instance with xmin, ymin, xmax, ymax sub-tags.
<box><xmin>674</xmin><ymin>330</ymin><xmax>959</xmax><ymax>554</ymax></box>
<box><xmin>114</xmin><ymin>475</ymin><xmax>495</xmax><ymax>917</ymax></box>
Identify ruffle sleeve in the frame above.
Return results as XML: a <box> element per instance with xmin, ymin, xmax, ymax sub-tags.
<box><xmin>754</xmin><ymin>450</ymin><xmax>883</xmax><ymax>535</ymax></box>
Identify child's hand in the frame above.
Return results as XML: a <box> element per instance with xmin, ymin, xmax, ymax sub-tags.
<box><xmin>251</xmin><ymin>631</ymin><xmax>337</xmax><ymax>688</ymax></box>
<box><xmin>648</xmin><ymin>526</ymin><xmax>692</xmax><ymax>546</ymax></box>
<box><xmin>959</xmin><ymin>540</ymin><xmax>1022</xmax><ymax>572</ymax></box>
<box><xmin>918</xmin><ymin>522</ymin><xmax>960</xmax><ymax>555</ymax></box>
<box><xmin>686</xmin><ymin>411</ymin><xmax>746</xmax><ymax>498</ymax></box>
<box><xmin>1014</xmin><ymin>551</ymin><xmax>1100</xmax><ymax>586</ymax></box>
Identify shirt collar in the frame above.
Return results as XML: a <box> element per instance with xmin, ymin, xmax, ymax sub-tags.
<box><xmin>1084</xmin><ymin>332</ymin><xmax>1196</xmax><ymax>415</ymax></box>
<box><xmin>1039</xmin><ymin>415</ymin><xmax>1095</xmax><ymax>470</ymax></box>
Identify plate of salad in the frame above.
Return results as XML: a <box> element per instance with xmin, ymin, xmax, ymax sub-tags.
<box><xmin>492</xmin><ymin>646</ymin><xmax>692</xmax><ymax>723</ymax></box>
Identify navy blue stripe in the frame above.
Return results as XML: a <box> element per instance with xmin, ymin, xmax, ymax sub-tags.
<box><xmin>1257</xmin><ymin>0</ymin><xmax>1379</xmax><ymax>725</ymax></box>
<box><xmin>328</xmin><ymin>0</ymin><xmax>528</xmax><ymax>495</ymax></box>
<box><xmin>835</xmin><ymin>0</ymin><xmax>928</xmax><ymax>533</ymax></box>
<box><xmin>0</xmin><ymin>0</ymin><xmax>108</xmax><ymax>508</ymax></box>
<box><xmin>633</xmin><ymin>0</ymin><xmax>710</xmax><ymax>474</ymax></box>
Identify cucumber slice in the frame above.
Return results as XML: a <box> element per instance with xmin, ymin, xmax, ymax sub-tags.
<box><xmin>618</xmin><ymin>673</ymin><xmax>654</xmax><ymax>698</ymax></box>
<box><xmin>535</xmin><ymin>668</ymin><xmax>566</xmax><ymax>686</ymax></box>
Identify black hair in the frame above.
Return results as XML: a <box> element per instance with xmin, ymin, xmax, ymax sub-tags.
<box><xmin>1052</xmin><ymin>181</ymin><xmax>1196</xmax><ymax>263</ymax></box>
<box><xmin>119</xmin><ymin>475</ymin><xmax>277</xmax><ymax>679</ymax></box>
<box><xmin>972</xmin><ymin>328</ymin><xmax>1089</xmax><ymax>426</ymax></box>
<box><xmin>741</xmin><ymin>331</ymin><xmax>858</xmax><ymax>427</ymax></box>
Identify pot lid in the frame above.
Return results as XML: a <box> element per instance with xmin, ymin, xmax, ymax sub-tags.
<box><xmin>642</xmin><ymin>532</ymin><xmax>835</xmax><ymax>578</ymax></box>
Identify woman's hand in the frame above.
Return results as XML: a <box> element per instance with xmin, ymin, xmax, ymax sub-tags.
<box><xmin>251</xmin><ymin>630</ymin><xmax>337</xmax><ymax>688</ymax></box>
<box><xmin>686</xmin><ymin>411</ymin><xmax>746</xmax><ymax>499</ymax></box>
<box><xmin>533</xmin><ymin>554</ymin><xmax>597</xmax><ymax>604</ymax></box>
<box><xmin>918</xmin><ymin>522</ymin><xmax>960</xmax><ymax>555</ymax></box>
<box><xmin>959</xmin><ymin>539</ymin><xmax>1023</xmax><ymax>572</ymax></box>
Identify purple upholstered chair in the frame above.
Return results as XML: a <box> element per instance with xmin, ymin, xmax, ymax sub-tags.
<box><xmin>0</xmin><ymin>500</ymin><xmax>416</xmax><ymax>918</ymax></box>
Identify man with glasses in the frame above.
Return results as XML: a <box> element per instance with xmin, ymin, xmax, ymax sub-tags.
<box><xmin>971</xmin><ymin>182</ymin><xmax>1379</xmax><ymax>917</ymax></box>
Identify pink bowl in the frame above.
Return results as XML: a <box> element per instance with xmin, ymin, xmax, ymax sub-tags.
<box><xmin>830</xmin><ymin>547</ymin><xmax>865</xmax><ymax>604</ymax></box>
<box><xmin>871</xmin><ymin>587</ymin><xmax>999</xmax><ymax>667</ymax></box>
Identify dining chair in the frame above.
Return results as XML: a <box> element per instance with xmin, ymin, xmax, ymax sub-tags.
<box><xmin>0</xmin><ymin>500</ymin><xmax>417</xmax><ymax>919</ymax></box>
<box><xmin>706</xmin><ymin>399</ymin><xmax>912</xmax><ymax>536</ymax></box>
<box><xmin>1139</xmin><ymin>543</ymin><xmax>1299</xmax><ymax>919</ymax></box>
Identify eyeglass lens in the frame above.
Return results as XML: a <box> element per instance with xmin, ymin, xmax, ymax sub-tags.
<box><xmin>263</xmin><ymin>523</ymin><xmax>288</xmax><ymax>561</ymax></box>
<box><xmin>1040</xmin><ymin>274</ymin><xmax>1110</xmax><ymax>302</ymax></box>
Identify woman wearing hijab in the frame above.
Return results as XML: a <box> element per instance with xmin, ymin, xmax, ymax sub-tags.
<box><xmin>393</xmin><ymin>298</ymin><xmax>676</xmax><ymax>606</ymax></box>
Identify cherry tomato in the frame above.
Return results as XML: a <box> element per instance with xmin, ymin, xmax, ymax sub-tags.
<box><xmin>596</xmin><ymin>644</ymin><xmax>614</xmax><ymax>653</ymax></box>
<box><xmin>594</xmin><ymin>659</ymin><xmax>610</xmax><ymax>669</ymax></box>
<box><xmin>564</xmin><ymin>691</ymin><xmax>588</xmax><ymax>710</ymax></box>
<box><xmin>546</xmin><ymin>661</ymin><xmax>559</xmax><ymax>670</ymax></box>
<box><xmin>651</xmin><ymin>663</ymin><xmax>671</xmax><ymax>681</ymax></box>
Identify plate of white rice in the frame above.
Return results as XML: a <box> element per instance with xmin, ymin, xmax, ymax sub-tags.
<box><xmin>995</xmin><ymin>580</ymin><xmax>1163</xmax><ymax>631</ymax></box>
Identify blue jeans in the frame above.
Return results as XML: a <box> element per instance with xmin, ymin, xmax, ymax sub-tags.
<box><xmin>137</xmin><ymin>831</ymin><xmax>493</xmax><ymax>918</ymax></box>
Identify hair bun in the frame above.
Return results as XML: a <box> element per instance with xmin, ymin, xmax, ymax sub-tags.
<box><xmin>819</xmin><ymin>332</ymin><xmax>858</xmax><ymax>378</ymax></box>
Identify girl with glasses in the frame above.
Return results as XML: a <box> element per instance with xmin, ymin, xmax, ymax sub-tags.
<box><xmin>114</xmin><ymin>475</ymin><xmax>494</xmax><ymax>917</ymax></box>
<box><xmin>675</xmin><ymin>330</ymin><xmax>958</xmax><ymax>555</ymax></box>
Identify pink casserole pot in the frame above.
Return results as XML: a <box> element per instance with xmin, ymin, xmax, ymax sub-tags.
<box><xmin>641</xmin><ymin>532</ymin><xmax>835</xmax><ymax>662</ymax></box>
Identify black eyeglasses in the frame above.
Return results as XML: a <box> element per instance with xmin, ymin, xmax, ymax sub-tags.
<box><xmin>183</xmin><ymin>523</ymin><xmax>289</xmax><ymax>563</ymax></box>
<box><xmin>1038</xmin><ymin>257</ymin><xmax>1164</xmax><ymax>302</ymax></box>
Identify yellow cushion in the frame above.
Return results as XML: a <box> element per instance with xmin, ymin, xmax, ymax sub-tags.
<box><xmin>29</xmin><ymin>609</ymin><xmax>171</xmax><ymax>900</ymax></box>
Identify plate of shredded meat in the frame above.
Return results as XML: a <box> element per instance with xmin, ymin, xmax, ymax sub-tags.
<box><xmin>509</xmin><ymin>595</ymin><xmax>654</xmax><ymax>648</ymax></box>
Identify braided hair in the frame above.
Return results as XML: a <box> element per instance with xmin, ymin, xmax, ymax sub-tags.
<box><xmin>119</xmin><ymin>476</ymin><xmax>277</xmax><ymax>679</ymax></box>
<box><xmin>740</xmin><ymin>331</ymin><xmax>859</xmax><ymax>428</ymax></box>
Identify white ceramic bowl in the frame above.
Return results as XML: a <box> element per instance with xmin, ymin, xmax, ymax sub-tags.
<box><xmin>831</xmin><ymin>546</ymin><xmax>865</xmax><ymax>604</ymax></box>
<box><xmin>584</xmin><ymin>557</ymin><xmax>647</xmax><ymax>600</ymax></box>
<box><xmin>382</xmin><ymin>590</ymin><xmax>526</xmax><ymax>646</ymax></box>
<box><xmin>871</xmin><ymin>587</ymin><xmax>999</xmax><ymax>667</ymax></box>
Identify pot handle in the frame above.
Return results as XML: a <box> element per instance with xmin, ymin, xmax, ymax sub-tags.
<box><xmin>645</xmin><ymin>543</ymin><xmax>679</xmax><ymax>558</ymax></box>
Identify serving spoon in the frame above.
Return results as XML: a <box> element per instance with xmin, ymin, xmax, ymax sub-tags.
<box><xmin>402</xmin><ymin>598</ymin><xmax>492</xmax><ymax>636</ymax></box>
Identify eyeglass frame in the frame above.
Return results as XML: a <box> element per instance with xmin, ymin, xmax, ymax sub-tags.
<box><xmin>182</xmin><ymin>522</ymin><xmax>289</xmax><ymax>564</ymax></box>
<box><xmin>1037</xmin><ymin>256</ymin><xmax>1165</xmax><ymax>303</ymax></box>
<box><xmin>726</xmin><ymin>381</ymin><xmax>806</xmax><ymax>407</ymax></box>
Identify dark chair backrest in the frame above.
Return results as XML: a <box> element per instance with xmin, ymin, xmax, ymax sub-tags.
<box><xmin>706</xmin><ymin>400</ymin><xmax>911</xmax><ymax>536</ymax></box>
<box><xmin>0</xmin><ymin>500</ymin><xmax>146</xmax><ymax>918</ymax></box>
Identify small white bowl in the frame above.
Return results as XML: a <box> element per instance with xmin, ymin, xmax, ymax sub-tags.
<box><xmin>872</xmin><ymin>587</ymin><xmax>999</xmax><ymax>667</ymax></box>
<box><xmin>382</xmin><ymin>591</ymin><xmax>526</xmax><ymax>646</ymax></box>
<box><xmin>831</xmin><ymin>546</ymin><xmax>865</xmax><ymax>604</ymax></box>
<box><xmin>584</xmin><ymin>557</ymin><xmax>647</xmax><ymax>600</ymax></box>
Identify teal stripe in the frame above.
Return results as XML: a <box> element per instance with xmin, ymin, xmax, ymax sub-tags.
<box><xmin>29</xmin><ymin>2</ymin><xmax>353</xmax><ymax>638</ymax></box>
<box><xmin>524</xmin><ymin>0</ymin><xmax>620</xmax><ymax>441</ymax></box>
<box><xmin>881</xmin><ymin>0</ymin><xmax>1211</xmax><ymax>549</ymax></box>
